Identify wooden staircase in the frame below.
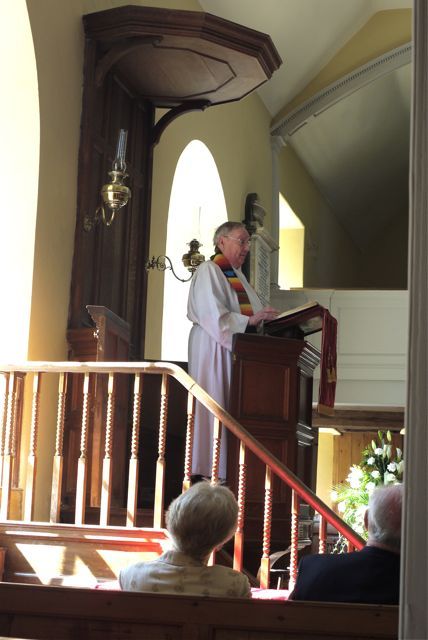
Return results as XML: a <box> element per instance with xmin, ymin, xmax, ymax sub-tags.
<box><xmin>0</xmin><ymin>361</ymin><xmax>397</xmax><ymax>640</ymax></box>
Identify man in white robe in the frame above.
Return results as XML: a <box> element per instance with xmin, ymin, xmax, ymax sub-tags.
<box><xmin>187</xmin><ymin>222</ymin><xmax>279</xmax><ymax>480</ymax></box>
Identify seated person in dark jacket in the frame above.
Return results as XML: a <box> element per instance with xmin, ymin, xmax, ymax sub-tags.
<box><xmin>289</xmin><ymin>483</ymin><xmax>402</xmax><ymax>604</ymax></box>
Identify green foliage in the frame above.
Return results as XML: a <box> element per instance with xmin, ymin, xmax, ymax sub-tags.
<box><xmin>331</xmin><ymin>430</ymin><xmax>404</xmax><ymax>540</ymax></box>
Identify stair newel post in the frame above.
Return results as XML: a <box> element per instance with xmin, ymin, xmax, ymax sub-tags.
<box><xmin>75</xmin><ymin>372</ymin><xmax>91</xmax><ymax>525</ymax></box>
<box><xmin>126</xmin><ymin>373</ymin><xmax>142</xmax><ymax>527</ymax></box>
<box><xmin>100</xmin><ymin>373</ymin><xmax>116</xmax><ymax>526</ymax></box>
<box><xmin>50</xmin><ymin>372</ymin><xmax>67</xmax><ymax>523</ymax></box>
<box><xmin>154</xmin><ymin>373</ymin><xmax>168</xmax><ymax>528</ymax></box>
<box><xmin>288</xmin><ymin>489</ymin><xmax>300</xmax><ymax>591</ymax></box>
<box><xmin>260</xmin><ymin>466</ymin><xmax>273</xmax><ymax>589</ymax></box>
<box><xmin>24</xmin><ymin>373</ymin><xmax>42</xmax><ymax>522</ymax></box>
<box><xmin>233</xmin><ymin>440</ymin><xmax>246</xmax><ymax>572</ymax></box>
<box><xmin>0</xmin><ymin>374</ymin><xmax>9</xmax><ymax>486</ymax></box>
<box><xmin>182</xmin><ymin>392</ymin><xmax>195</xmax><ymax>492</ymax></box>
<box><xmin>319</xmin><ymin>514</ymin><xmax>327</xmax><ymax>554</ymax></box>
<box><xmin>0</xmin><ymin>373</ymin><xmax>15</xmax><ymax>520</ymax></box>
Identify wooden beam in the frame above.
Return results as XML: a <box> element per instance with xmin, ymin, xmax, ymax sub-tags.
<box><xmin>313</xmin><ymin>407</ymin><xmax>404</xmax><ymax>432</ymax></box>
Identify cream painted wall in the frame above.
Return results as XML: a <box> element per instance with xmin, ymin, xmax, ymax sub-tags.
<box><xmin>279</xmin><ymin>145</ymin><xmax>360</xmax><ymax>288</ymax></box>
<box><xmin>360</xmin><ymin>212</ymin><xmax>408</xmax><ymax>288</ymax></box>
<box><xmin>146</xmin><ymin>96</ymin><xmax>272</xmax><ymax>359</ymax></box>
<box><xmin>316</xmin><ymin>433</ymin><xmax>335</xmax><ymax>508</ymax></box>
<box><xmin>273</xmin><ymin>9</ymin><xmax>412</xmax><ymax>126</ymax></box>
<box><xmin>274</xmin><ymin>8</ymin><xmax>411</xmax><ymax>290</ymax></box>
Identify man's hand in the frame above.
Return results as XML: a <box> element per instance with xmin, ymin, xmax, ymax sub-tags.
<box><xmin>248</xmin><ymin>307</ymin><xmax>280</xmax><ymax>326</ymax></box>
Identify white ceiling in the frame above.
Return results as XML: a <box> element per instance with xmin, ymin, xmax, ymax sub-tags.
<box><xmin>198</xmin><ymin>0</ymin><xmax>412</xmax><ymax>251</ymax></box>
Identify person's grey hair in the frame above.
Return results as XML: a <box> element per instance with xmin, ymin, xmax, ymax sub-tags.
<box><xmin>367</xmin><ymin>483</ymin><xmax>403</xmax><ymax>552</ymax></box>
<box><xmin>213</xmin><ymin>221</ymin><xmax>246</xmax><ymax>252</ymax></box>
<box><xmin>166</xmin><ymin>482</ymin><xmax>239</xmax><ymax>561</ymax></box>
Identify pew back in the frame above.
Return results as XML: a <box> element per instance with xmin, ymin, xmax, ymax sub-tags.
<box><xmin>0</xmin><ymin>582</ymin><xmax>398</xmax><ymax>640</ymax></box>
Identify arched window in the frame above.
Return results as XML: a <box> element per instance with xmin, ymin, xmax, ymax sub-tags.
<box><xmin>278</xmin><ymin>193</ymin><xmax>305</xmax><ymax>290</ymax></box>
<box><xmin>0</xmin><ymin>0</ymin><xmax>39</xmax><ymax>359</ymax></box>
<box><xmin>161</xmin><ymin>140</ymin><xmax>227</xmax><ymax>362</ymax></box>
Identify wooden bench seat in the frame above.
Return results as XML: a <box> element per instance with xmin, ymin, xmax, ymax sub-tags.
<box><xmin>0</xmin><ymin>582</ymin><xmax>398</xmax><ymax>640</ymax></box>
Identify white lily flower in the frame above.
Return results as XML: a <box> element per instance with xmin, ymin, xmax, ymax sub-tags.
<box><xmin>387</xmin><ymin>462</ymin><xmax>397</xmax><ymax>472</ymax></box>
<box><xmin>371</xmin><ymin>470</ymin><xmax>381</xmax><ymax>479</ymax></box>
<box><xmin>367</xmin><ymin>456</ymin><xmax>375</xmax><ymax>465</ymax></box>
<box><xmin>374</xmin><ymin>448</ymin><xmax>383</xmax><ymax>456</ymax></box>
<box><xmin>384</xmin><ymin>472</ymin><xmax>397</xmax><ymax>484</ymax></box>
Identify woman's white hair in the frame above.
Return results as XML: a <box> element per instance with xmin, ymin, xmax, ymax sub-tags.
<box><xmin>166</xmin><ymin>482</ymin><xmax>239</xmax><ymax>561</ymax></box>
<box><xmin>367</xmin><ymin>483</ymin><xmax>403</xmax><ymax>552</ymax></box>
<box><xmin>213</xmin><ymin>221</ymin><xmax>246</xmax><ymax>251</ymax></box>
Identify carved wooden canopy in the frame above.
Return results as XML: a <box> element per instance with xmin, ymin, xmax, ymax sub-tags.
<box><xmin>83</xmin><ymin>5</ymin><xmax>282</xmax><ymax>109</ymax></box>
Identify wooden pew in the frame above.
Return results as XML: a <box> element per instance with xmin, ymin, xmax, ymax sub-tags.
<box><xmin>0</xmin><ymin>582</ymin><xmax>398</xmax><ymax>640</ymax></box>
<box><xmin>0</xmin><ymin>522</ymin><xmax>167</xmax><ymax>586</ymax></box>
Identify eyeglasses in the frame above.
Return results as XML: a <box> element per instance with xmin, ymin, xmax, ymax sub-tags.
<box><xmin>224</xmin><ymin>235</ymin><xmax>251</xmax><ymax>247</ymax></box>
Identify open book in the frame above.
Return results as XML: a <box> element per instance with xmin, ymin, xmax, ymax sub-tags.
<box><xmin>264</xmin><ymin>300</ymin><xmax>323</xmax><ymax>336</ymax></box>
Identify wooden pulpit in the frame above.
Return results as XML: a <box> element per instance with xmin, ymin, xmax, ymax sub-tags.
<box><xmin>227</xmin><ymin>332</ymin><xmax>320</xmax><ymax>573</ymax></box>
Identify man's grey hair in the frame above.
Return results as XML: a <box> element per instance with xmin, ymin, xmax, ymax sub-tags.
<box><xmin>166</xmin><ymin>482</ymin><xmax>238</xmax><ymax>561</ymax></box>
<box><xmin>367</xmin><ymin>483</ymin><xmax>403</xmax><ymax>552</ymax></box>
<box><xmin>213</xmin><ymin>221</ymin><xmax>246</xmax><ymax>250</ymax></box>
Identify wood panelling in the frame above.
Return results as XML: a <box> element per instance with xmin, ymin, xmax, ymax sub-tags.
<box><xmin>69</xmin><ymin>56</ymin><xmax>153</xmax><ymax>359</ymax></box>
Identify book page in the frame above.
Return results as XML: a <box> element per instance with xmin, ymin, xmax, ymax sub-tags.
<box><xmin>272</xmin><ymin>300</ymin><xmax>319</xmax><ymax>321</ymax></box>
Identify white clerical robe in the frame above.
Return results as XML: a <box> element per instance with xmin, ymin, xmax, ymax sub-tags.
<box><xmin>187</xmin><ymin>260</ymin><xmax>263</xmax><ymax>478</ymax></box>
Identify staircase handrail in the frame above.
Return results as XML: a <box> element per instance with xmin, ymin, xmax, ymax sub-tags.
<box><xmin>0</xmin><ymin>360</ymin><xmax>365</xmax><ymax>549</ymax></box>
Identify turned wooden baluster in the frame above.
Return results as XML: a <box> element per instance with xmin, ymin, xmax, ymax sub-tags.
<box><xmin>0</xmin><ymin>373</ymin><xmax>15</xmax><ymax>520</ymax></box>
<box><xmin>50</xmin><ymin>373</ymin><xmax>68</xmax><ymax>523</ymax></box>
<box><xmin>259</xmin><ymin>466</ymin><xmax>273</xmax><ymax>589</ymax></box>
<box><xmin>319</xmin><ymin>514</ymin><xmax>327</xmax><ymax>554</ymax></box>
<box><xmin>75</xmin><ymin>372</ymin><xmax>91</xmax><ymax>525</ymax></box>
<box><xmin>182</xmin><ymin>392</ymin><xmax>195</xmax><ymax>492</ymax></box>
<box><xmin>207</xmin><ymin>418</ymin><xmax>222</xmax><ymax>566</ymax></box>
<box><xmin>210</xmin><ymin>417</ymin><xmax>222</xmax><ymax>485</ymax></box>
<box><xmin>24</xmin><ymin>373</ymin><xmax>42</xmax><ymax>521</ymax></box>
<box><xmin>154</xmin><ymin>374</ymin><xmax>169</xmax><ymax>528</ymax></box>
<box><xmin>233</xmin><ymin>440</ymin><xmax>247</xmax><ymax>572</ymax></box>
<box><xmin>288</xmin><ymin>489</ymin><xmax>300</xmax><ymax>591</ymax></box>
<box><xmin>100</xmin><ymin>373</ymin><xmax>116</xmax><ymax>526</ymax></box>
<box><xmin>126</xmin><ymin>373</ymin><xmax>142</xmax><ymax>527</ymax></box>
<box><xmin>0</xmin><ymin>373</ymin><xmax>9</xmax><ymax>486</ymax></box>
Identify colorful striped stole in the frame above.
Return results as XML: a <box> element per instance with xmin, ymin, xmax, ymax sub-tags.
<box><xmin>212</xmin><ymin>253</ymin><xmax>253</xmax><ymax>317</ymax></box>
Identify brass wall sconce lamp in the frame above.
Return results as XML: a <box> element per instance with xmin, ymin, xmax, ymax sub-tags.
<box><xmin>84</xmin><ymin>129</ymin><xmax>131</xmax><ymax>231</ymax></box>
<box><xmin>146</xmin><ymin>239</ymin><xmax>205</xmax><ymax>282</ymax></box>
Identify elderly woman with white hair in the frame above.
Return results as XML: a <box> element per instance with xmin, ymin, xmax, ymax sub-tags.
<box><xmin>119</xmin><ymin>482</ymin><xmax>251</xmax><ymax>598</ymax></box>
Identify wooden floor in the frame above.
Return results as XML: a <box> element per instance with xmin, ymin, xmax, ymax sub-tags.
<box><xmin>0</xmin><ymin>582</ymin><xmax>398</xmax><ymax>640</ymax></box>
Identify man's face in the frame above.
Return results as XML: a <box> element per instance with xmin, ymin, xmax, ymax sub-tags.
<box><xmin>217</xmin><ymin>228</ymin><xmax>251</xmax><ymax>268</ymax></box>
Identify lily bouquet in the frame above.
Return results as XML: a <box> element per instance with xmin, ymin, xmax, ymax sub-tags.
<box><xmin>331</xmin><ymin>430</ymin><xmax>404</xmax><ymax>539</ymax></box>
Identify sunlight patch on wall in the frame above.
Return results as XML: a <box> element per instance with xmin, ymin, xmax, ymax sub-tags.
<box><xmin>0</xmin><ymin>0</ymin><xmax>39</xmax><ymax>359</ymax></box>
<box><xmin>161</xmin><ymin>140</ymin><xmax>227</xmax><ymax>362</ymax></box>
<box><xmin>278</xmin><ymin>193</ymin><xmax>304</xmax><ymax>290</ymax></box>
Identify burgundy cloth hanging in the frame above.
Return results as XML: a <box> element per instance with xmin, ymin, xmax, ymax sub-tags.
<box><xmin>317</xmin><ymin>309</ymin><xmax>337</xmax><ymax>416</ymax></box>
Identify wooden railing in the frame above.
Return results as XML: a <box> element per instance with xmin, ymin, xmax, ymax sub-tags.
<box><xmin>0</xmin><ymin>361</ymin><xmax>364</xmax><ymax>589</ymax></box>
